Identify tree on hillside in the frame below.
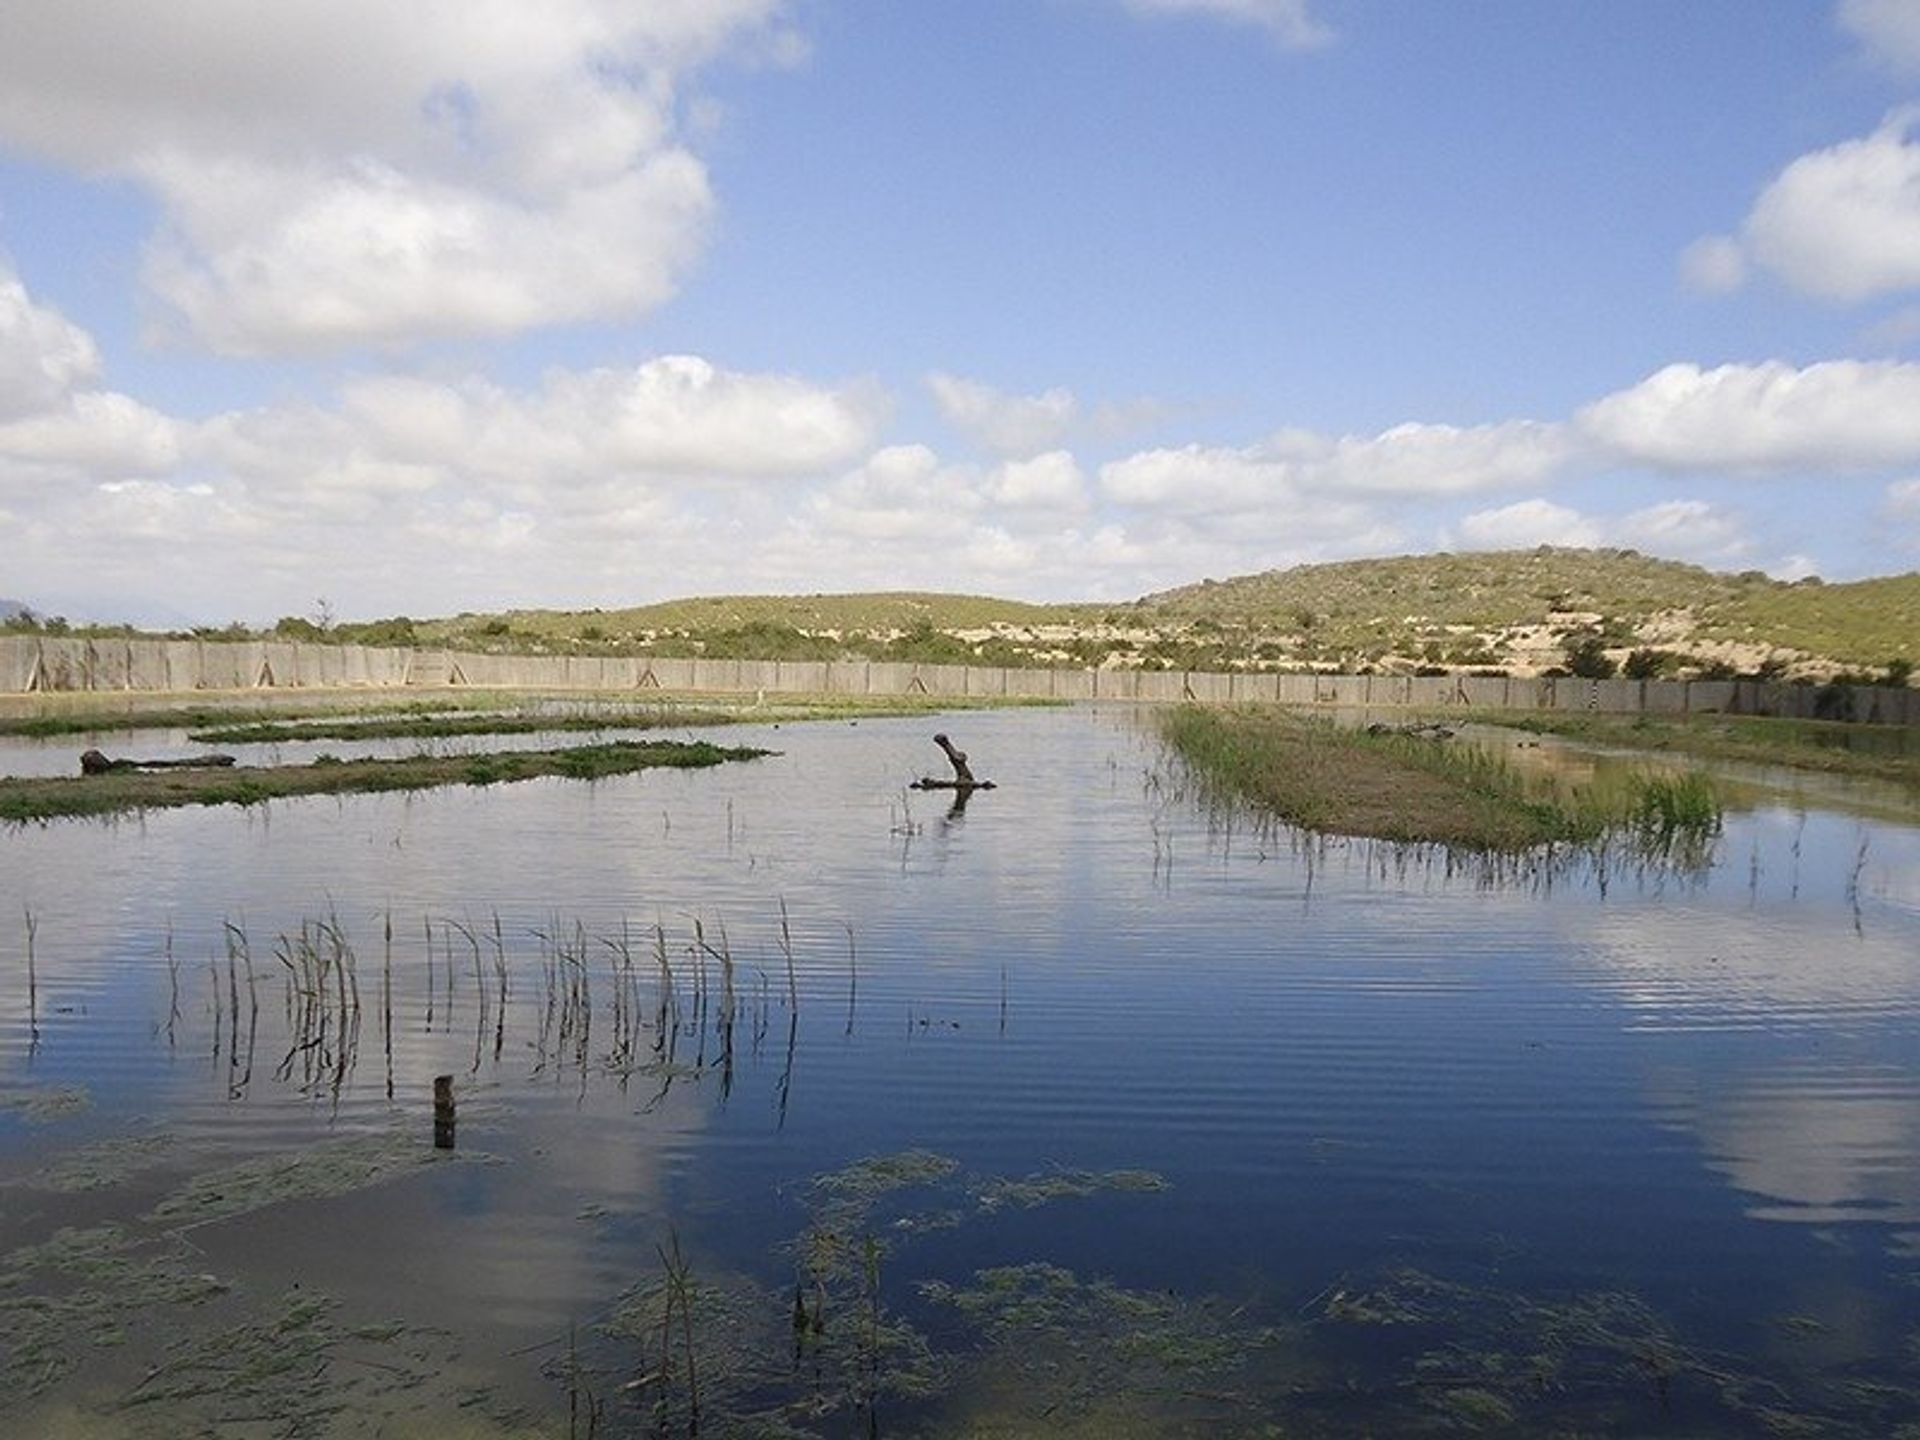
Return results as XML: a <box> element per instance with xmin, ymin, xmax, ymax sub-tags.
<box><xmin>1562</xmin><ymin>632</ymin><xmax>1616</xmax><ymax>679</ymax></box>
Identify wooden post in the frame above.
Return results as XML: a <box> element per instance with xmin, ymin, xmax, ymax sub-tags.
<box><xmin>433</xmin><ymin>1074</ymin><xmax>456</xmax><ymax>1149</ymax></box>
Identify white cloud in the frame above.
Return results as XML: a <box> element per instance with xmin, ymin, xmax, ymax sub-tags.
<box><xmin>1100</xmin><ymin>444</ymin><xmax>1287</xmax><ymax>511</ymax></box>
<box><xmin>1614</xmin><ymin>499</ymin><xmax>1752</xmax><ymax>565</ymax></box>
<box><xmin>984</xmin><ymin>451</ymin><xmax>1089</xmax><ymax>511</ymax></box>
<box><xmin>0</xmin><ymin>271</ymin><xmax>100</xmax><ymax>420</ymax></box>
<box><xmin>1889</xmin><ymin>476</ymin><xmax>1920</xmax><ymax>517</ymax></box>
<box><xmin>1100</xmin><ymin>419</ymin><xmax>1571</xmax><ymax>511</ymax></box>
<box><xmin>1678</xmin><ymin>235</ymin><xmax>1747</xmax><ymax>295</ymax></box>
<box><xmin>1840</xmin><ymin>0</ymin><xmax>1920</xmax><ymax>72</ymax></box>
<box><xmin>204</xmin><ymin>356</ymin><xmax>881</xmax><ymax>503</ymax></box>
<box><xmin>142</xmin><ymin>152</ymin><xmax>713</xmax><ymax>354</ymax></box>
<box><xmin>1456</xmin><ymin>499</ymin><xmax>1600</xmax><ymax>550</ymax></box>
<box><xmin>1578</xmin><ymin>359</ymin><xmax>1920</xmax><ymax>471</ymax></box>
<box><xmin>532</xmin><ymin>357</ymin><xmax>884</xmax><ymax>477</ymax></box>
<box><xmin>1695</xmin><ymin>110</ymin><xmax>1920</xmax><ymax>303</ymax></box>
<box><xmin>1119</xmin><ymin>0</ymin><xmax>1331</xmax><ymax>47</ymax></box>
<box><xmin>926</xmin><ymin>373</ymin><xmax>1079</xmax><ymax>457</ymax></box>
<box><xmin>806</xmin><ymin>445</ymin><xmax>980</xmax><ymax>542</ymax></box>
<box><xmin>0</xmin><ymin>2</ymin><xmax>790</xmax><ymax>353</ymax></box>
<box><xmin>0</xmin><ymin>392</ymin><xmax>183</xmax><ymax>477</ymax></box>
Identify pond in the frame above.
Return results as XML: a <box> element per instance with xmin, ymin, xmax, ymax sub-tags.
<box><xmin>2</xmin><ymin>705</ymin><xmax>1919</xmax><ymax>1437</ymax></box>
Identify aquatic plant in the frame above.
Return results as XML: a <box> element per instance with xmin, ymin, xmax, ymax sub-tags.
<box><xmin>0</xmin><ymin>738</ymin><xmax>775</xmax><ymax>823</ymax></box>
<box><xmin>1159</xmin><ymin>704</ymin><xmax>1723</xmax><ymax>864</ymax></box>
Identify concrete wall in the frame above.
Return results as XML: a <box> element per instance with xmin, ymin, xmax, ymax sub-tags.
<box><xmin>2</xmin><ymin>633</ymin><xmax>1915</xmax><ymax>726</ymax></box>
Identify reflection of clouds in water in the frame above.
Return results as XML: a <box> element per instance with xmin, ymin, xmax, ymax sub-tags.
<box><xmin>1586</xmin><ymin>905</ymin><xmax>1920</xmax><ymax>1028</ymax></box>
<box><xmin>1591</xmin><ymin>899</ymin><xmax>1920</xmax><ymax>1225</ymax></box>
<box><xmin>1645</xmin><ymin>1064</ymin><xmax>1920</xmax><ymax>1225</ymax></box>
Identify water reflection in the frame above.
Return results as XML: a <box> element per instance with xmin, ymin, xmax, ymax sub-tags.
<box><xmin>0</xmin><ymin>708</ymin><xmax>1918</xmax><ymax>1436</ymax></box>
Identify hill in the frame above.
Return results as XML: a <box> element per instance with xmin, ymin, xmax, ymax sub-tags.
<box><xmin>387</xmin><ymin>549</ymin><xmax>1912</xmax><ymax>682</ymax></box>
<box><xmin>1137</xmin><ymin>548</ymin><xmax>1917</xmax><ymax>678</ymax></box>
<box><xmin>17</xmin><ymin>551</ymin><xmax>1912</xmax><ymax>683</ymax></box>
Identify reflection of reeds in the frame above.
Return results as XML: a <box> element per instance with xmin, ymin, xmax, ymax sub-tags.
<box><xmin>651</xmin><ymin>1231</ymin><xmax>701</xmax><ymax>1435</ymax></box>
<box><xmin>164</xmin><ymin>919</ymin><xmax>180</xmax><ymax>1047</ymax></box>
<box><xmin>165</xmin><ymin>906</ymin><xmax>843</xmax><ymax>1117</ymax></box>
<box><xmin>261</xmin><ymin>915</ymin><xmax>363</xmax><ymax>1099</ymax></box>
<box><xmin>25</xmin><ymin>906</ymin><xmax>39</xmax><ymax>1046</ymax></box>
<box><xmin>222</xmin><ymin>921</ymin><xmax>258</xmax><ymax>1097</ymax></box>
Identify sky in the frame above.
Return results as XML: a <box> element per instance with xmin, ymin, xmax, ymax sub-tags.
<box><xmin>4</xmin><ymin>0</ymin><xmax>1920</xmax><ymax>626</ymax></box>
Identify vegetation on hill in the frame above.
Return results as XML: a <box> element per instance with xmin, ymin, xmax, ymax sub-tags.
<box><xmin>3</xmin><ymin>549</ymin><xmax>1913</xmax><ymax>684</ymax></box>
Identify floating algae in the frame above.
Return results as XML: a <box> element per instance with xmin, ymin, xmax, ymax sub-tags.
<box><xmin>921</xmin><ymin>1259</ymin><xmax>1297</xmax><ymax>1436</ymax></box>
<box><xmin>605</xmin><ymin>1264</ymin><xmax>949</xmax><ymax>1437</ymax></box>
<box><xmin>971</xmin><ymin>1165</ymin><xmax>1171</xmax><ymax>1211</ymax></box>
<box><xmin>0</xmin><ymin>1084</ymin><xmax>92</xmax><ymax>1123</ymax></box>
<box><xmin>1310</xmin><ymin>1263</ymin><xmax>1920</xmax><ymax>1437</ymax></box>
<box><xmin>0</xmin><ymin>1122</ymin><xmax>497</xmax><ymax>1433</ymax></box>
<box><xmin>0</xmin><ymin>1225</ymin><xmax>228</xmax><ymax>1396</ymax></box>
<box><xmin>29</xmin><ymin>1133</ymin><xmax>177</xmax><ymax>1193</ymax></box>
<box><xmin>143</xmin><ymin>1128</ymin><xmax>471</xmax><ymax>1226</ymax></box>
<box><xmin>568</xmin><ymin>1151</ymin><xmax>1185</xmax><ymax>1437</ymax></box>
<box><xmin>117</xmin><ymin>1289</ymin><xmax>458</xmax><ymax>1436</ymax></box>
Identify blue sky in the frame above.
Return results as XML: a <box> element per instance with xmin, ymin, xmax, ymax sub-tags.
<box><xmin>3</xmin><ymin>0</ymin><xmax>1920</xmax><ymax>625</ymax></box>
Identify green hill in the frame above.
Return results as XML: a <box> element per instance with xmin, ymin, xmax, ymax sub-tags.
<box><xmin>25</xmin><ymin>550</ymin><xmax>1905</xmax><ymax>682</ymax></box>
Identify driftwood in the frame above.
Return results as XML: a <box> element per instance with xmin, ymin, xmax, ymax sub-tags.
<box><xmin>1363</xmin><ymin>722</ymin><xmax>1456</xmax><ymax>740</ymax></box>
<box><xmin>80</xmin><ymin>748</ymin><xmax>238</xmax><ymax>776</ymax></box>
<box><xmin>910</xmin><ymin>732</ymin><xmax>996</xmax><ymax>791</ymax></box>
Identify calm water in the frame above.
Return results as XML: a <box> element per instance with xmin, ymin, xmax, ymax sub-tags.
<box><xmin>3</xmin><ymin>706</ymin><xmax>1919</xmax><ymax>1437</ymax></box>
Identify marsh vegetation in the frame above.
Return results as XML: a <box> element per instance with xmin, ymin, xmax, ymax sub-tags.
<box><xmin>0</xmin><ymin>738</ymin><xmax>772</xmax><ymax>822</ymax></box>
<box><xmin>1159</xmin><ymin>704</ymin><xmax>1724</xmax><ymax>861</ymax></box>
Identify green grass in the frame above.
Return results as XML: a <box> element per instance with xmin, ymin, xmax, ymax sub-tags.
<box><xmin>1160</xmin><ymin>705</ymin><xmax>1722</xmax><ymax>855</ymax></box>
<box><xmin>0</xmin><ymin>739</ymin><xmax>772</xmax><ymax>823</ymax></box>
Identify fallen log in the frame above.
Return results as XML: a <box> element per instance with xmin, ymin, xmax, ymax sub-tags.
<box><xmin>911</xmin><ymin>732</ymin><xmax>995</xmax><ymax>790</ymax></box>
<box><xmin>80</xmin><ymin>748</ymin><xmax>238</xmax><ymax>776</ymax></box>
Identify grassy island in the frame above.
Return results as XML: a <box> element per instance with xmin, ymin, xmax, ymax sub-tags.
<box><xmin>1161</xmin><ymin>705</ymin><xmax>1719</xmax><ymax>856</ymax></box>
<box><xmin>0</xmin><ymin>739</ymin><xmax>773</xmax><ymax>823</ymax></box>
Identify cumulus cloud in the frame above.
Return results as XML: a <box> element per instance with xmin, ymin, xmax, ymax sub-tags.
<box><xmin>1100</xmin><ymin>419</ymin><xmax>1571</xmax><ymax>512</ymax></box>
<box><xmin>1890</xmin><ymin>476</ymin><xmax>1920</xmax><ymax>518</ymax></box>
<box><xmin>1690</xmin><ymin>111</ymin><xmax>1920</xmax><ymax>303</ymax></box>
<box><xmin>1456</xmin><ymin>499</ymin><xmax>1600</xmax><ymax>550</ymax></box>
<box><xmin>0</xmin><ymin>2</ymin><xmax>790</xmax><ymax>353</ymax></box>
<box><xmin>1840</xmin><ymin>0</ymin><xmax>1920</xmax><ymax>72</ymax></box>
<box><xmin>0</xmin><ymin>393</ymin><xmax>183</xmax><ymax>478</ymax></box>
<box><xmin>204</xmin><ymin>357</ymin><xmax>881</xmax><ymax>505</ymax></box>
<box><xmin>805</xmin><ymin>445</ymin><xmax>979</xmax><ymax>543</ymax></box>
<box><xmin>1119</xmin><ymin>0</ymin><xmax>1331</xmax><ymax>47</ymax></box>
<box><xmin>1678</xmin><ymin>235</ymin><xmax>1747</xmax><ymax>296</ymax></box>
<box><xmin>1450</xmin><ymin>497</ymin><xmax>1755</xmax><ymax>567</ymax></box>
<box><xmin>1100</xmin><ymin>444</ymin><xmax>1289</xmax><ymax>512</ymax></box>
<box><xmin>0</xmin><ymin>271</ymin><xmax>100</xmax><ymax>420</ymax></box>
<box><xmin>142</xmin><ymin>152</ymin><xmax>713</xmax><ymax>353</ymax></box>
<box><xmin>1578</xmin><ymin>359</ymin><xmax>1920</xmax><ymax>471</ymax></box>
<box><xmin>926</xmin><ymin>373</ymin><xmax>1079</xmax><ymax>457</ymax></box>
<box><xmin>983</xmin><ymin>451</ymin><xmax>1090</xmax><ymax>511</ymax></box>
<box><xmin>1614</xmin><ymin>499</ymin><xmax>1752</xmax><ymax>565</ymax></box>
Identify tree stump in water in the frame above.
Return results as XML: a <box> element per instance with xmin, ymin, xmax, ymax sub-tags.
<box><xmin>911</xmin><ymin>733</ymin><xmax>996</xmax><ymax>791</ymax></box>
